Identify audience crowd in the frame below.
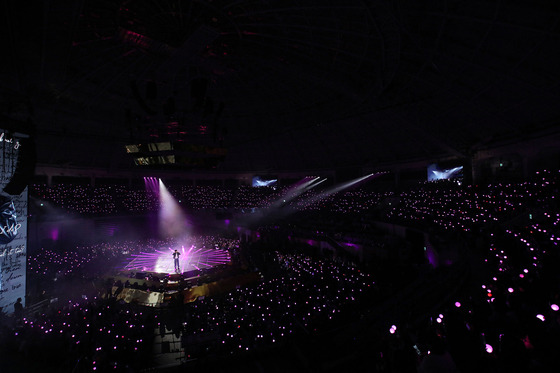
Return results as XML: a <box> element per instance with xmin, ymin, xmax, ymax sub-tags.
<box><xmin>30</xmin><ymin>182</ymin><xmax>395</xmax><ymax>216</ymax></box>
<box><xmin>1</xmin><ymin>170</ymin><xmax>559</xmax><ymax>371</ymax></box>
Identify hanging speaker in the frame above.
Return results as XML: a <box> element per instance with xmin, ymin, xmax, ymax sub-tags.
<box><xmin>130</xmin><ymin>80</ymin><xmax>157</xmax><ymax>115</ymax></box>
<box><xmin>190</xmin><ymin>78</ymin><xmax>208</xmax><ymax>111</ymax></box>
<box><xmin>203</xmin><ymin>97</ymin><xmax>214</xmax><ymax>117</ymax></box>
<box><xmin>163</xmin><ymin>97</ymin><xmax>176</xmax><ymax>116</ymax></box>
<box><xmin>146</xmin><ymin>80</ymin><xmax>157</xmax><ymax>100</ymax></box>
<box><xmin>3</xmin><ymin>137</ymin><xmax>36</xmax><ymax>196</ymax></box>
<box><xmin>190</xmin><ymin>78</ymin><xmax>208</xmax><ymax>99</ymax></box>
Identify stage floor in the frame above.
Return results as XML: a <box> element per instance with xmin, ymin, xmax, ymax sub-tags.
<box><xmin>122</xmin><ymin>245</ymin><xmax>231</xmax><ymax>274</ymax></box>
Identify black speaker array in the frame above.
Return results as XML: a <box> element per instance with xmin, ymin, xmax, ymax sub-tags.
<box><xmin>146</xmin><ymin>80</ymin><xmax>157</xmax><ymax>100</ymax></box>
<box><xmin>3</xmin><ymin>137</ymin><xmax>36</xmax><ymax>196</ymax></box>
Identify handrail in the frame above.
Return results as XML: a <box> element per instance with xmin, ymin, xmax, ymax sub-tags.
<box><xmin>24</xmin><ymin>298</ymin><xmax>50</xmax><ymax>315</ymax></box>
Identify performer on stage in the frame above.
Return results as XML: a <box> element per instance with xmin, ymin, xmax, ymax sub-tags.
<box><xmin>173</xmin><ymin>249</ymin><xmax>181</xmax><ymax>272</ymax></box>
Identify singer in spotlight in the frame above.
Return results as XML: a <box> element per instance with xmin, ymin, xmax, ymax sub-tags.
<box><xmin>173</xmin><ymin>249</ymin><xmax>181</xmax><ymax>272</ymax></box>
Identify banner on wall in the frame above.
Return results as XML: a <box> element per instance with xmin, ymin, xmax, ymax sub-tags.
<box><xmin>0</xmin><ymin>129</ymin><xmax>27</xmax><ymax>315</ymax></box>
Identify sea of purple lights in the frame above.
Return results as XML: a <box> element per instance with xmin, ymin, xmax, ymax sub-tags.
<box><xmin>7</xmin><ymin>169</ymin><xmax>560</xmax><ymax>371</ymax></box>
<box><xmin>30</xmin><ymin>183</ymin><xmax>393</xmax><ymax>216</ymax></box>
<box><xmin>27</xmin><ymin>238</ymin><xmax>175</xmax><ymax>278</ymax></box>
<box><xmin>7</xmin><ymin>249</ymin><xmax>378</xmax><ymax>371</ymax></box>
<box><xmin>374</xmin><ymin>171</ymin><xmax>560</xmax><ymax>371</ymax></box>
<box><xmin>385</xmin><ymin>176</ymin><xmax>551</xmax><ymax>232</ymax></box>
<box><xmin>177</xmin><ymin>252</ymin><xmax>377</xmax><ymax>355</ymax></box>
<box><xmin>418</xmin><ymin>219</ymin><xmax>560</xmax><ymax>371</ymax></box>
<box><xmin>11</xmin><ymin>299</ymin><xmax>157</xmax><ymax>372</ymax></box>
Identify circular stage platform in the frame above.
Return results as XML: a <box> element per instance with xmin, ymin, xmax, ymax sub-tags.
<box><xmin>122</xmin><ymin>245</ymin><xmax>231</xmax><ymax>274</ymax></box>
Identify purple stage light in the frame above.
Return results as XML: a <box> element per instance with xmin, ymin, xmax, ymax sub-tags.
<box><xmin>144</xmin><ymin>177</ymin><xmax>160</xmax><ymax>197</ymax></box>
<box><xmin>49</xmin><ymin>228</ymin><xmax>59</xmax><ymax>241</ymax></box>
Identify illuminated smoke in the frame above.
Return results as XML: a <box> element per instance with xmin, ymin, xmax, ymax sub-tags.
<box><xmin>158</xmin><ymin>179</ymin><xmax>192</xmax><ymax>240</ymax></box>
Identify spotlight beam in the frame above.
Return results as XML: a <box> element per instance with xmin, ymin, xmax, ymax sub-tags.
<box><xmin>269</xmin><ymin>177</ymin><xmax>321</xmax><ymax>208</ymax></box>
<box><xmin>292</xmin><ymin>173</ymin><xmax>380</xmax><ymax>210</ymax></box>
<box><xmin>158</xmin><ymin>179</ymin><xmax>192</xmax><ymax>239</ymax></box>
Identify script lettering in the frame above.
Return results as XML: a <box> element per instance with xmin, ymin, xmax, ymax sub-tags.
<box><xmin>0</xmin><ymin>132</ymin><xmax>21</xmax><ymax>150</ymax></box>
<box><xmin>0</xmin><ymin>222</ymin><xmax>21</xmax><ymax>237</ymax></box>
<box><xmin>0</xmin><ymin>131</ymin><xmax>27</xmax><ymax>313</ymax></box>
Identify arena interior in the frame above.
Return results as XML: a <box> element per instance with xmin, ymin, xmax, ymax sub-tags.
<box><xmin>2</xmin><ymin>1</ymin><xmax>560</xmax><ymax>372</ymax></box>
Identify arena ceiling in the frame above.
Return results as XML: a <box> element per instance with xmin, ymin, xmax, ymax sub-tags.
<box><xmin>1</xmin><ymin>0</ymin><xmax>560</xmax><ymax>175</ymax></box>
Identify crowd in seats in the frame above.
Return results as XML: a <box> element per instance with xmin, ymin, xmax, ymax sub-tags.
<box><xmin>158</xmin><ymin>248</ymin><xmax>380</xmax><ymax>359</ymax></box>
<box><xmin>32</xmin><ymin>183</ymin><xmax>158</xmax><ymax>215</ymax></box>
<box><xmin>3</xmin><ymin>169</ymin><xmax>559</xmax><ymax>372</ymax></box>
<box><xmin>1</xmin><ymin>296</ymin><xmax>157</xmax><ymax>372</ymax></box>
<box><xmin>29</xmin><ymin>172</ymin><xmax>558</xmax><ymax>225</ymax></box>
<box><xmin>3</xmin><ymin>240</ymin><xmax>382</xmax><ymax>371</ymax></box>
<box><xmin>172</xmin><ymin>185</ymin><xmax>234</xmax><ymax>211</ymax></box>
<box><xmin>30</xmin><ymin>182</ymin><xmax>394</xmax><ymax>217</ymax></box>
<box><xmin>240</xmin><ymin>170</ymin><xmax>560</xmax><ymax>372</ymax></box>
<box><xmin>384</xmin><ymin>174</ymin><xmax>557</xmax><ymax>233</ymax></box>
<box><xmin>350</xmin><ymin>170</ymin><xmax>560</xmax><ymax>372</ymax></box>
<box><xmin>27</xmin><ymin>238</ymin><xmax>174</xmax><ymax>279</ymax></box>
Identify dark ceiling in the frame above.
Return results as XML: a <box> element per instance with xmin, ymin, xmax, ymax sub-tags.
<box><xmin>1</xmin><ymin>0</ymin><xmax>560</xmax><ymax>174</ymax></box>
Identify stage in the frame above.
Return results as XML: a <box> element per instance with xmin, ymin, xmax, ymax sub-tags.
<box><xmin>111</xmin><ymin>244</ymin><xmax>258</xmax><ymax>306</ymax></box>
<box><xmin>122</xmin><ymin>245</ymin><xmax>231</xmax><ymax>274</ymax></box>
